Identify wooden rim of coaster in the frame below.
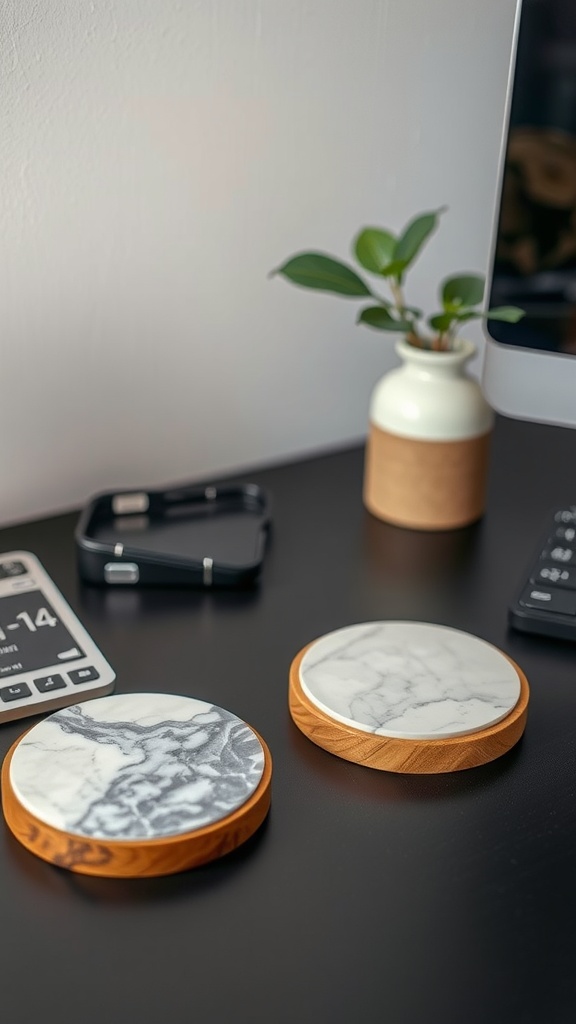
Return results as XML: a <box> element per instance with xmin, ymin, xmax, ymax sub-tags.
<box><xmin>289</xmin><ymin>643</ymin><xmax>529</xmax><ymax>774</ymax></box>
<box><xmin>1</xmin><ymin>730</ymin><xmax>272</xmax><ymax>878</ymax></box>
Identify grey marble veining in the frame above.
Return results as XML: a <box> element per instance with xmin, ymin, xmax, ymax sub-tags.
<box><xmin>9</xmin><ymin>693</ymin><xmax>265</xmax><ymax>839</ymax></box>
<box><xmin>299</xmin><ymin>622</ymin><xmax>521</xmax><ymax>740</ymax></box>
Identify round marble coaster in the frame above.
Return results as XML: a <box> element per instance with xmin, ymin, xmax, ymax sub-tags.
<box><xmin>300</xmin><ymin>622</ymin><xmax>521</xmax><ymax>740</ymax></box>
<box><xmin>2</xmin><ymin>693</ymin><xmax>272</xmax><ymax>876</ymax></box>
<box><xmin>289</xmin><ymin>622</ymin><xmax>529</xmax><ymax>773</ymax></box>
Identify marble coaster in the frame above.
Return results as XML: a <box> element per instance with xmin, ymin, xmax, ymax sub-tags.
<box><xmin>2</xmin><ymin>693</ymin><xmax>272</xmax><ymax>876</ymax></box>
<box><xmin>289</xmin><ymin>622</ymin><xmax>530</xmax><ymax>774</ymax></box>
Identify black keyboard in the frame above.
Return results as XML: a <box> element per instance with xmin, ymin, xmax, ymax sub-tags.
<box><xmin>510</xmin><ymin>507</ymin><xmax>576</xmax><ymax>640</ymax></box>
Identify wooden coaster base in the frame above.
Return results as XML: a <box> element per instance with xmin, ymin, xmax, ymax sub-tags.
<box><xmin>2</xmin><ymin>733</ymin><xmax>272</xmax><ymax>877</ymax></box>
<box><xmin>289</xmin><ymin>645</ymin><xmax>529</xmax><ymax>774</ymax></box>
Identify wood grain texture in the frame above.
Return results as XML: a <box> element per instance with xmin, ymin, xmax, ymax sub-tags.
<box><xmin>363</xmin><ymin>422</ymin><xmax>492</xmax><ymax>530</ymax></box>
<box><xmin>1</xmin><ymin>732</ymin><xmax>272</xmax><ymax>877</ymax></box>
<box><xmin>289</xmin><ymin>644</ymin><xmax>529</xmax><ymax>774</ymax></box>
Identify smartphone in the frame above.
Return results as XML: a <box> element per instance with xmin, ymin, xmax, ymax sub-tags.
<box><xmin>0</xmin><ymin>551</ymin><xmax>115</xmax><ymax>723</ymax></box>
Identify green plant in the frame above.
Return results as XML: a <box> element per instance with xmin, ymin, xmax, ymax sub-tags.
<box><xmin>272</xmin><ymin>208</ymin><xmax>524</xmax><ymax>351</ymax></box>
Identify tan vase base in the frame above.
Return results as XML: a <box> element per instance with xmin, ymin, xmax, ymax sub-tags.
<box><xmin>363</xmin><ymin>422</ymin><xmax>492</xmax><ymax>530</ymax></box>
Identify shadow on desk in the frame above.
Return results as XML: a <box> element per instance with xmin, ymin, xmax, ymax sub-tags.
<box><xmin>77</xmin><ymin>582</ymin><xmax>264</xmax><ymax>623</ymax></box>
<box><xmin>361</xmin><ymin>512</ymin><xmax>482</xmax><ymax>584</ymax></box>
<box><xmin>287</xmin><ymin>716</ymin><xmax>526</xmax><ymax>802</ymax></box>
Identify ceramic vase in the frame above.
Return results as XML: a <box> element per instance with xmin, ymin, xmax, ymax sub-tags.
<box><xmin>363</xmin><ymin>338</ymin><xmax>494</xmax><ymax>530</ymax></box>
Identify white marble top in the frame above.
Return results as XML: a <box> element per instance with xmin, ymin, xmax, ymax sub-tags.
<box><xmin>9</xmin><ymin>693</ymin><xmax>265</xmax><ymax>840</ymax></box>
<box><xmin>299</xmin><ymin>622</ymin><xmax>521</xmax><ymax>740</ymax></box>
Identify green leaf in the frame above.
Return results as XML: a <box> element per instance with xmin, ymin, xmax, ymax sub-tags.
<box><xmin>453</xmin><ymin>311</ymin><xmax>481</xmax><ymax>323</ymax></box>
<box><xmin>354</xmin><ymin>228</ymin><xmax>396</xmax><ymax>274</ymax></box>
<box><xmin>485</xmin><ymin>306</ymin><xmax>525</xmax><ymax>323</ymax></box>
<box><xmin>428</xmin><ymin>312</ymin><xmax>455</xmax><ymax>332</ymax></box>
<box><xmin>442</xmin><ymin>274</ymin><xmax>485</xmax><ymax>309</ymax></box>
<box><xmin>273</xmin><ymin>252</ymin><xmax>371</xmax><ymax>296</ymax></box>
<box><xmin>394</xmin><ymin>208</ymin><xmax>445</xmax><ymax>267</ymax></box>
<box><xmin>379</xmin><ymin>258</ymin><xmax>410</xmax><ymax>279</ymax></box>
<box><xmin>358</xmin><ymin>306</ymin><xmax>412</xmax><ymax>332</ymax></box>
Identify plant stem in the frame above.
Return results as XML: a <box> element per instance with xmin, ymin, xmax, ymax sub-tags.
<box><xmin>389</xmin><ymin>279</ymin><xmax>405</xmax><ymax>315</ymax></box>
<box><xmin>389</xmin><ymin>278</ymin><xmax>424</xmax><ymax>346</ymax></box>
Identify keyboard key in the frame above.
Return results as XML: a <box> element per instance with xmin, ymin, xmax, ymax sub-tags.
<box><xmin>542</xmin><ymin>545</ymin><xmax>576</xmax><ymax>565</ymax></box>
<box><xmin>34</xmin><ymin>674</ymin><xmax>66</xmax><ymax>693</ymax></box>
<box><xmin>554</xmin><ymin>525</ymin><xmax>576</xmax><ymax>543</ymax></box>
<box><xmin>0</xmin><ymin>683</ymin><xmax>32</xmax><ymax>703</ymax></box>
<box><xmin>519</xmin><ymin>586</ymin><xmax>576</xmax><ymax>616</ymax></box>
<box><xmin>68</xmin><ymin>666</ymin><xmax>100</xmax><ymax>685</ymax></box>
<box><xmin>531</xmin><ymin>563</ymin><xmax>576</xmax><ymax>590</ymax></box>
<box><xmin>554</xmin><ymin>508</ymin><xmax>576</xmax><ymax>524</ymax></box>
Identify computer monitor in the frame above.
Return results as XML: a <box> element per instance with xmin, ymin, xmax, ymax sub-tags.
<box><xmin>482</xmin><ymin>0</ymin><xmax>576</xmax><ymax>426</ymax></box>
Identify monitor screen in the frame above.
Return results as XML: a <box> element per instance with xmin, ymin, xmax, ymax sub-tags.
<box><xmin>483</xmin><ymin>0</ymin><xmax>576</xmax><ymax>425</ymax></box>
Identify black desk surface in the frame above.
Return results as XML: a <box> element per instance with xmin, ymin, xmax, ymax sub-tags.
<box><xmin>1</xmin><ymin>414</ymin><xmax>576</xmax><ymax>1024</ymax></box>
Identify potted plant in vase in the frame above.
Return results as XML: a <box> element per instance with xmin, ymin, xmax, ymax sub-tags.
<box><xmin>272</xmin><ymin>208</ymin><xmax>524</xmax><ymax>530</ymax></box>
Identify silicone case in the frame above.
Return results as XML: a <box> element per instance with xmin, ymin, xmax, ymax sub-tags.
<box><xmin>75</xmin><ymin>482</ymin><xmax>270</xmax><ymax>587</ymax></box>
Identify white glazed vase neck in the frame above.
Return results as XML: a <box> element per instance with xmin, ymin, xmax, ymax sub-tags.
<box><xmin>397</xmin><ymin>338</ymin><xmax>475</xmax><ymax>380</ymax></box>
<box><xmin>369</xmin><ymin>338</ymin><xmax>494</xmax><ymax>442</ymax></box>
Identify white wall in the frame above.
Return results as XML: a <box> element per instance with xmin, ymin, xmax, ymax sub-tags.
<box><xmin>0</xmin><ymin>0</ymin><xmax>519</xmax><ymax>526</ymax></box>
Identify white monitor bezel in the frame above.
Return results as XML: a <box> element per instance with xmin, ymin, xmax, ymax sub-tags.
<box><xmin>482</xmin><ymin>0</ymin><xmax>576</xmax><ymax>428</ymax></box>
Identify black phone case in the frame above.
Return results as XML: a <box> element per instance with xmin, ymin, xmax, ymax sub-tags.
<box><xmin>75</xmin><ymin>482</ymin><xmax>270</xmax><ymax>587</ymax></box>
